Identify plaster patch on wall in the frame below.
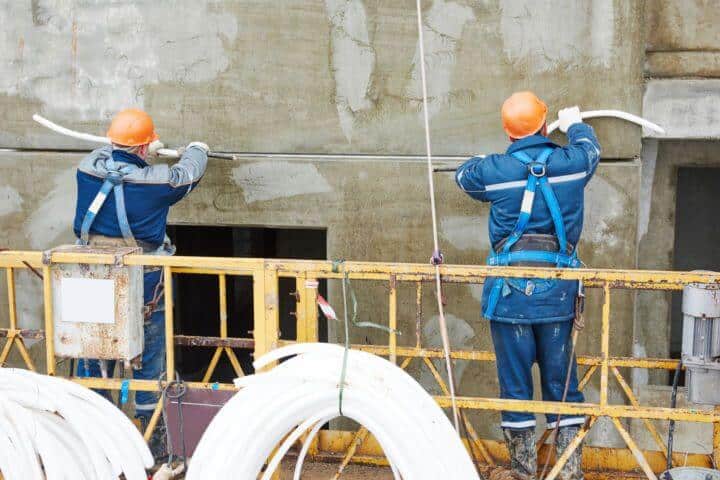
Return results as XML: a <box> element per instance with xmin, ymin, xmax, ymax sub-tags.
<box><xmin>440</xmin><ymin>215</ymin><xmax>488</xmax><ymax>251</ymax></box>
<box><xmin>420</xmin><ymin>313</ymin><xmax>475</xmax><ymax>390</ymax></box>
<box><xmin>325</xmin><ymin>0</ymin><xmax>376</xmax><ymax>142</ymax></box>
<box><xmin>0</xmin><ymin>186</ymin><xmax>23</xmax><ymax>217</ymax></box>
<box><xmin>0</xmin><ymin>1</ymin><xmax>238</xmax><ymax>120</ymax></box>
<box><xmin>232</xmin><ymin>162</ymin><xmax>333</xmax><ymax>204</ymax></box>
<box><xmin>583</xmin><ymin>175</ymin><xmax>623</xmax><ymax>248</ymax></box>
<box><xmin>406</xmin><ymin>0</ymin><xmax>475</xmax><ymax>117</ymax></box>
<box><xmin>499</xmin><ymin>0</ymin><xmax>614</xmax><ymax>72</ymax></box>
<box><xmin>23</xmin><ymin>167</ymin><xmax>75</xmax><ymax>249</ymax></box>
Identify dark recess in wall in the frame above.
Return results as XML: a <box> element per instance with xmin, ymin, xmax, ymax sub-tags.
<box><xmin>670</xmin><ymin>167</ymin><xmax>720</xmax><ymax>383</ymax></box>
<box><xmin>166</xmin><ymin>225</ymin><xmax>327</xmax><ymax>382</ymax></box>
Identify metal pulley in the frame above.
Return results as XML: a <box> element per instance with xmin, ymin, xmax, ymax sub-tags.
<box><xmin>681</xmin><ymin>274</ymin><xmax>720</xmax><ymax>405</ymax></box>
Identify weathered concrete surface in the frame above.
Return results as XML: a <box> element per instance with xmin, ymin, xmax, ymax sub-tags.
<box><xmin>643</xmin><ymin>80</ymin><xmax>720</xmax><ymax>139</ymax></box>
<box><xmin>0</xmin><ymin>1</ymin><xmax>643</xmax><ymax>158</ymax></box>
<box><xmin>645</xmin><ymin>0</ymin><xmax>720</xmax><ymax>52</ymax></box>
<box><xmin>0</xmin><ymin>150</ymin><xmax>639</xmax><ymax>443</ymax></box>
<box><xmin>645</xmin><ymin>52</ymin><xmax>720</xmax><ymax>79</ymax></box>
<box><xmin>630</xmin><ymin>385</ymin><xmax>712</xmax><ymax>454</ymax></box>
<box><xmin>635</xmin><ymin>141</ymin><xmax>720</xmax><ymax>386</ymax></box>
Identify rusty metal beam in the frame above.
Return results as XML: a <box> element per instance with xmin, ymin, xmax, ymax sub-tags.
<box><xmin>174</xmin><ymin>335</ymin><xmax>255</xmax><ymax>349</ymax></box>
<box><xmin>0</xmin><ymin>329</ymin><xmax>45</xmax><ymax>340</ymax></box>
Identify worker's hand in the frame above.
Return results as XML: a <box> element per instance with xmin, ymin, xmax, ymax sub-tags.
<box><xmin>152</xmin><ymin>463</ymin><xmax>185</xmax><ymax>480</ymax></box>
<box><xmin>558</xmin><ymin>106</ymin><xmax>582</xmax><ymax>133</ymax></box>
<box><xmin>186</xmin><ymin>141</ymin><xmax>209</xmax><ymax>153</ymax></box>
<box><xmin>148</xmin><ymin>140</ymin><xmax>165</xmax><ymax>157</ymax></box>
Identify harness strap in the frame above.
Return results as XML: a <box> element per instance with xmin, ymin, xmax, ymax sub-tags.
<box><xmin>484</xmin><ymin>147</ymin><xmax>580</xmax><ymax>319</ymax></box>
<box><xmin>79</xmin><ymin>157</ymin><xmax>137</xmax><ymax>246</ymax></box>
<box><xmin>488</xmin><ymin>250</ymin><xmax>581</xmax><ymax>268</ymax></box>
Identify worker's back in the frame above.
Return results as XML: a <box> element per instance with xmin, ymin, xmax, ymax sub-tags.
<box><xmin>456</xmin><ymin>123</ymin><xmax>601</xmax><ymax>323</ymax></box>
<box><xmin>73</xmin><ymin>145</ymin><xmax>207</xmax><ymax>251</ymax></box>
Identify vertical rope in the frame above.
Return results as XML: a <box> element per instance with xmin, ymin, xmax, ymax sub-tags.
<box><xmin>414</xmin><ymin>0</ymin><xmax>460</xmax><ymax>431</ymax></box>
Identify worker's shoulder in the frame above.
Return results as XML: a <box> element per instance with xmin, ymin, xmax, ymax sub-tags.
<box><xmin>123</xmin><ymin>163</ymin><xmax>171</xmax><ymax>185</ymax></box>
<box><xmin>77</xmin><ymin>146</ymin><xmax>112</xmax><ymax>174</ymax></box>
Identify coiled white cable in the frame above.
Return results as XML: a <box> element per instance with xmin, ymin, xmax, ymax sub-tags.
<box><xmin>0</xmin><ymin>368</ymin><xmax>153</xmax><ymax>480</ymax></box>
<box><xmin>186</xmin><ymin>343</ymin><xmax>479</xmax><ymax>480</ymax></box>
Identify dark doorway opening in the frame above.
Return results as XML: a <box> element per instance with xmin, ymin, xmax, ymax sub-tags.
<box><xmin>166</xmin><ymin>225</ymin><xmax>327</xmax><ymax>382</ymax></box>
<box><xmin>670</xmin><ymin>167</ymin><xmax>720</xmax><ymax>382</ymax></box>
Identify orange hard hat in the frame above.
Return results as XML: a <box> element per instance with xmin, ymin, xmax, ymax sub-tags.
<box><xmin>106</xmin><ymin>108</ymin><xmax>159</xmax><ymax>146</ymax></box>
<box><xmin>501</xmin><ymin>91</ymin><xmax>548</xmax><ymax>139</ymax></box>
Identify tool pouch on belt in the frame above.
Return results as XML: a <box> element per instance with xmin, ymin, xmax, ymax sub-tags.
<box><xmin>493</xmin><ymin>234</ymin><xmax>574</xmax><ymax>297</ymax></box>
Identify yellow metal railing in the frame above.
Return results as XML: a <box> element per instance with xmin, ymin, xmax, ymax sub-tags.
<box><xmin>1</xmin><ymin>250</ymin><xmax>719</xmax><ymax>479</ymax></box>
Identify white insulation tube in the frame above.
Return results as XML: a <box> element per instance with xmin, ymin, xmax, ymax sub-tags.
<box><xmin>0</xmin><ymin>368</ymin><xmax>153</xmax><ymax>480</ymax></box>
<box><xmin>547</xmin><ymin>109</ymin><xmax>665</xmax><ymax>135</ymax></box>
<box><xmin>187</xmin><ymin>343</ymin><xmax>480</xmax><ymax>480</ymax></box>
<box><xmin>32</xmin><ymin>114</ymin><xmax>180</xmax><ymax>158</ymax></box>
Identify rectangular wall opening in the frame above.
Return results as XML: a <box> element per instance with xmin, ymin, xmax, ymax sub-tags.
<box><xmin>670</xmin><ymin>167</ymin><xmax>720</xmax><ymax>382</ymax></box>
<box><xmin>166</xmin><ymin>225</ymin><xmax>327</xmax><ymax>382</ymax></box>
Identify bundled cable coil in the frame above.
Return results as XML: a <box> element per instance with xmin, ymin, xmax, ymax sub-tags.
<box><xmin>0</xmin><ymin>368</ymin><xmax>153</xmax><ymax>480</ymax></box>
<box><xmin>187</xmin><ymin>343</ymin><xmax>479</xmax><ymax>480</ymax></box>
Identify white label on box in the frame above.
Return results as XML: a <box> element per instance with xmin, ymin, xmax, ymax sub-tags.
<box><xmin>60</xmin><ymin>277</ymin><xmax>116</xmax><ymax>324</ymax></box>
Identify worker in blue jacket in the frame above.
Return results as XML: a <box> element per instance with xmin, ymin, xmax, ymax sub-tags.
<box><xmin>73</xmin><ymin>108</ymin><xmax>209</xmax><ymax>457</ymax></box>
<box><xmin>456</xmin><ymin>92</ymin><xmax>601</xmax><ymax>480</ymax></box>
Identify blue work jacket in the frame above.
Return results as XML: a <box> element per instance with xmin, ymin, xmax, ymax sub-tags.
<box><xmin>456</xmin><ymin>123</ymin><xmax>601</xmax><ymax>324</ymax></box>
<box><xmin>74</xmin><ymin>146</ymin><xmax>207</xmax><ymax>249</ymax></box>
<box><xmin>73</xmin><ymin>146</ymin><xmax>208</xmax><ymax>303</ymax></box>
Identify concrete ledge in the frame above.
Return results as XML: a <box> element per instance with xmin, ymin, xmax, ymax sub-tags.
<box><xmin>643</xmin><ymin>79</ymin><xmax>720</xmax><ymax>139</ymax></box>
<box><xmin>646</xmin><ymin>52</ymin><xmax>720</xmax><ymax>78</ymax></box>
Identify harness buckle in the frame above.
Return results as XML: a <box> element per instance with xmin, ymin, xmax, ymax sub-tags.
<box><xmin>528</xmin><ymin>162</ymin><xmax>546</xmax><ymax>177</ymax></box>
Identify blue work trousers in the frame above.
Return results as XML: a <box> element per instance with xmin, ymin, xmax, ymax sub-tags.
<box><xmin>490</xmin><ymin>320</ymin><xmax>584</xmax><ymax>429</ymax></box>
<box><xmin>77</xmin><ymin>308</ymin><xmax>166</xmax><ymax>424</ymax></box>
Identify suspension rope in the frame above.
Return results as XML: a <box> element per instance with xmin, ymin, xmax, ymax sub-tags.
<box><xmin>414</xmin><ymin>0</ymin><xmax>460</xmax><ymax>431</ymax></box>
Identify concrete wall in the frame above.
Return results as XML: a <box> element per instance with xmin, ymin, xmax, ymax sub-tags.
<box><xmin>0</xmin><ymin>1</ymin><xmax>643</xmax><ymax>158</ymax></box>
<box><xmin>645</xmin><ymin>0</ymin><xmax>720</xmax><ymax>78</ymax></box>
<box><xmin>643</xmin><ymin>0</ymin><xmax>720</xmax><ymax>139</ymax></box>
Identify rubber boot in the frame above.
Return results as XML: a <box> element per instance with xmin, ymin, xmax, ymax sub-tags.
<box><xmin>556</xmin><ymin>426</ymin><xmax>584</xmax><ymax>480</ymax></box>
<box><xmin>502</xmin><ymin>428</ymin><xmax>537</xmax><ymax>480</ymax></box>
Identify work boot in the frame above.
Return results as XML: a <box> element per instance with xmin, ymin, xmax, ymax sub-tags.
<box><xmin>556</xmin><ymin>426</ymin><xmax>584</xmax><ymax>480</ymax></box>
<box><xmin>502</xmin><ymin>428</ymin><xmax>537</xmax><ymax>480</ymax></box>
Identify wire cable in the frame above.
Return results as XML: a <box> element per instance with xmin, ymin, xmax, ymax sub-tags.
<box><xmin>414</xmin><ymin>0</ymin><xmax>460</xmax><ymax>431</ymax></box>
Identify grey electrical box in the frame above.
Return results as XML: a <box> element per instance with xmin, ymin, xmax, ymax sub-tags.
<box><xmin>681</xmin><ymin>276</ymin><xmax>720</xmax><ymax>405</ymax></box>
<box><xmin>50</xmin><ymin>244</ymin><xmax>144</xmax><ymax>361</ymax></box>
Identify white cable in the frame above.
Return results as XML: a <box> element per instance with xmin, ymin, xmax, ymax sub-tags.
<box><xmin>546</xmin><ymin>109</ymin><xmax>665</xmax><ymax>135</ymax></box>
<box><xmin>32</xmin><ymin>114</ymin><xmax>180</xmax><ymax>157</ymax></box>
<box><xmin>414</xmin><ymin>0</ymin><xmax>460</xmax><ymax>432</ymax></box>
<box><xmin>186</xmin><ymin>344</ymin><xmax>479</xmax><ymax>480</ymax></box>
<box><xmin>0</xmin><ymin>368</ymin><xmax>152</xmax><ymax>480</ymax></box>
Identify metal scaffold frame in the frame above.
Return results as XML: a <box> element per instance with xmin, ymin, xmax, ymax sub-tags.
<box><xmin>0</xmin><ymin>249</ymin><xmax>719</xmax><ymax>479</ymax></box>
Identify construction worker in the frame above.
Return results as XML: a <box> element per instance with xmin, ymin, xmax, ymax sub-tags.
<box><xmin>72</xmin><ymin>108</ymin><xmax>209</xmax><ymax>456</ymax></box>
<box><xmin>455</xmin><ymin>92</ymin><xmax>601</xmax><ymax>480</ymax></box>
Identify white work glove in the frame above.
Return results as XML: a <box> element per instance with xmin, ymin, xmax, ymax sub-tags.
<box><xmin>148</xmin><ymin>140</ymin><xmax>165</xmax><ymax>157</ymax></box>
<box><xmin>558</xmin><ymin>106</ymin><xmax>583</xmax><ymax>133</ymax></box>
<box><xmin>152</xmin><ymin>463</ymin><xmax>184</xmax><ymax>480</ymax></box>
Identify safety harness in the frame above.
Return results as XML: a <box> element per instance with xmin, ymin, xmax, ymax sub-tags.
<box><xmin>79</xmin><ymin>156</ymin><xmax>138</xmax><ymax>246</ymax></box>
<box><xmin>484</xmin><ymin>147</ymin><xmax>582</xmax><ymax>318</ymax></box>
